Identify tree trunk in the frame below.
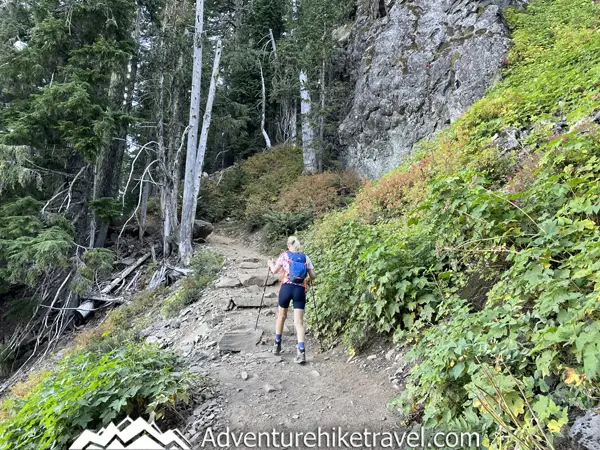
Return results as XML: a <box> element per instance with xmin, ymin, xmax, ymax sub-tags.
<box><xmin>158</xmin><ymin>70</ymin><xmax>170</xmax><ymax>255</ymax></box>
<box><xmin>179</xmin><ymin>0</ymin><xmax>205</xmax><ymax>265</ymax></box>
<box><xmin>192</xmin><ymin>39</ymin><xmax>222</xmax><ymax>204</ymax></box>
<box><xmin>93</xmin><ymin>7</ymin><xmax>141</xmax><ymax>248</ymax></box>
<box><xmin>259</xmin><ymin>60</ymin><xmax>272</xmax><ymax>149</ymax></box>
<box><xmin>166</xmin><ymin>55</ymin><xmax>184</xmax><ymax>237</ymax></box>
<box><xmin>319</xmin><ymin>58</ymin><xmax>326</xmax><ymax>172</ymax></box>
<box><xmin>290</xmin><ymin>99</ymin><xmax>297</xmax><ymax>142</ymax></box>
<box><xmin>139</xmin><ymin>151</ymin><xmax>150</xmax><ymax>243</ymax></box>
<box><xmin>158</xmin><ymin>47</ymin><xmax>184</xmax><ymax>257</ymax></box>
<box><xmin>90</xmin><ymin>73</ymin><xmax>122</xmax><ymax>249</ymax></box>
<box><xmin>300</xmin><ymin>70</ymin><xmax>317</xmax><ymax>174</ymax></box>
<box><xmin>88</xmin><ymin>164</ymin><xmax>98</xmax><ymax>248</ymax></box>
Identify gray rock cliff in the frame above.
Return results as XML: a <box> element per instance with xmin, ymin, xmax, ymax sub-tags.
<box><xmin>338</xmin><ymin>0</ymin><xmax>526</xmax><ymax>178</ymax></box>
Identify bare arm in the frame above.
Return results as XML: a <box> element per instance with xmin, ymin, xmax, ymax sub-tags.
<box><xmin>268</xmin><ymin>258</ymin><xmax>282</xmax><ymax>274</ymax></box>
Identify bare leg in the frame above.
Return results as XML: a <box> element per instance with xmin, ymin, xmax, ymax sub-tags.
<box><xmin>276</xmin><ymin>307</ymin><xmax>288</xmax><ymax>336</ymax></box>
<box><xmin>294</xmin><ymin>308</ymin><xmax>305</xmax><ymax>344</ymax></box>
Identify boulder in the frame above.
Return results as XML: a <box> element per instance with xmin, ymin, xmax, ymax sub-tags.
<box><xmin>194</xmin><ymin>323</ymin><xmax>211</xmax><ymax>341</ymax></box>
<box><xmin>492</xmin><ymin>127</ymin><xmax>521</xmax><ymax>155</ymax></box>
<box><xmin>233</xmin><ymin>296</ymin><xmax>277</xmax><ymax>308</ymax></box>
<box><xmin>570</xmin><ymin>410</ymin><xmax>600</xmax><ymax>450</ymax></box>
<box><xmin>339</xmin><ymin>0</ymin><xmax>522</xmax><ymax>178</ymax></box>
<box><xmin>239</xmin><ymin>271</ymin><xmax>279</xmax><ymax>287</ymax></box>
<box><xmin>218</xmin><ymin>329</ymin><xmax>263</xmax><ymax>351</ymax></box>
<box><xmin>193</xmin><ymin>220</ymin><xmax>214</xmax><ymax>240</ymax></box>
<box><xmin>145</xmin><ymin>336</ymin><xmax>162</xmax><ymax>346</ymax></box>
<box><xmin>215</xmin><ymin>277</ymin><xmax>241</xmax><ymax>288</ymax></box>
<box><xmin>264</xmin><ymin>383</ymin><xmax>280</xmax><ymax>393</ymax></box>
<box><xmin>240</xmin><ymin>261</ymin><xmax>264</xmax><ymax>269</ymax></box>
<box><xmin>247</xmin><ymin>285</ymin><xmax>262</xmax><ymax>294</ymax></box>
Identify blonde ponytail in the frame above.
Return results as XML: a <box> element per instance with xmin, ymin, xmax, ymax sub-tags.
<box><xmin>287</xmin><ymin>236</ymin><xmax>301</xmax><ymax>252</ymax></box>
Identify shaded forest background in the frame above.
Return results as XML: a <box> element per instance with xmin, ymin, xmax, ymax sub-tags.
<box><xmin>0</xmin><ymin>0</ymin><xmax>356</xmax><ymax>369</ymax></box>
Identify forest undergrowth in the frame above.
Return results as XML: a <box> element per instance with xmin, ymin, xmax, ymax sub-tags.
<box><xmin>301</xmin><ymin>0</ymin><xmax>600</xmax><ymax>448</ymax></box>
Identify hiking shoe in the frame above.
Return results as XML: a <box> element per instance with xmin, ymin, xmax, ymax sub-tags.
<box><xmin>295</xmin><ymin>348</ymin><xmax>306</xmax><ymax>364</ymax></box>
<box><xmin>273</xmin><ymin>341</ymin><xmax>282</xmax><ymax>355</ymax></box>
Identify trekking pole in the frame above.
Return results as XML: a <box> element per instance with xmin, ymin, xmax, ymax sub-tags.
<box><xmin>310</xmin><ymin>284</ymin><xmax>325</xmax><ymax>352</ymax></box>
<box><xmin>254</xmin><ymin>266</ymin><xmax>271</xmax><ymax>331</ymax></box>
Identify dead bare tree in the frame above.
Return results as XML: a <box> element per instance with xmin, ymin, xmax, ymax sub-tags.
<box><xmin>179</xmin><ymin>0</ymin><xmax>206</xmax><ymax>265</ymax></box>
<box><xmin>179</xmin><ymin>31</ymin><xmax>223</xmax><ymax>264</ymax></box>
<box><xmin>300</xmin><ymin>69</ymin><xmax>318</xmax><ymax>173</ymax></box>
<box><xmin>192</xmin><ymin>39</ymin><xmax>223</xmax><ymax>202</ymax></box>
<box><xmin>259</xmin><ymin>60</ymin><xmax>272</xmax><ymax>149</ymax></box>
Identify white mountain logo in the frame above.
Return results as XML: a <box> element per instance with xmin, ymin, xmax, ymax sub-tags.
<box><xmin>69</xmin><ymin>416</ymin><xmax>191</xmax><ymax>449</ymax></box>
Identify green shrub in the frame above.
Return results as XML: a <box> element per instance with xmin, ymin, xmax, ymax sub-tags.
<box><xmin>306</xmin><ymin>218</ymin><xmax>440</xmax><ymax>352</ymax></box>
<box><xmin>277</xmin><ymin>171</ymin><xmax>362</xmax><ymax>217</ymax></box>
<box><xmin>0</xmin><ymin>344</ymin><xmax>196</xmax><ymax>450</ymax></box>
<box><xmin>244</xmin><ymin>195</ymin><xmax>271</xmax><ymax>230</ymax></box>
<box><xmin>309</xmin><ymin>127</ymin><xmax>600</xmax><ymax>444</ymax></box>
<box><xmin>161</xmin><ymin>249</ymin><xmax>223</xmax><ymax>318</ymax></box>
<box><xmin>102</xmin><ymin>287</ymin><xmax>167</xmax><ymax>333</ymax></box>
<box><xmin>72</xmin><ymin>248</ymin><xmax>116</xmax><ymax>296</ymax></box>
<box><xmin>197</xmin><ymin>167</ymin><xmax>246</xmax><ymax>222</ymax></box>
<box><xmin>264</xmin><ymin>210</ymin><xmax>314</xmax><ymax>245</ymax></box>
<box><xmin>305</xmin><ymin>0</ymin><xmax>600</xmax><ymax>446</ymax></box>
<box><xmin>196</xmin><ymin>144</ymin><xmax>304</xmax><ymax>230</ymax></box>
<box><xmin>242</xmin><ymin>145</ymin><xmax>303</xmax><ymax>229</ymax></box>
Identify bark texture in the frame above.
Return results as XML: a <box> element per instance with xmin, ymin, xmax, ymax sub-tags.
<box><xmin>300</xmin><ymin>70</ymin><xmax>317</xmax><ymax>174</ymax></box>
<box><xmin>179</xmin><ymin>0</ymin><xmax>205</xmax><ymax>264</ymax></box>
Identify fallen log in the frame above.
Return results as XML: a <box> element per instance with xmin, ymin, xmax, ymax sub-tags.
<box><xmin>82</xmin><ymin>295</ymin><xmax>126</xmax><ymax>303</ymax></box>
<box><xmin>101</xmin><ymin>253</ymin><xmax>150</xmax><ymax>295</ymax></box>
<box><xmin>149</xmin><ymin>263</ymin><xmax>167</xmax><ymax>289</ymax></box>
<box><xmin>166</xmin><ymin>264</ymin><xmax>193</xmax><ymax>276</ymax></box>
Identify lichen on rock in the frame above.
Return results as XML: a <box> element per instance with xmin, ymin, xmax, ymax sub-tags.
<box><xmin>339</xmin><ymin>0</ymin><xmax>527</xmax><ymax>178</ymax></box>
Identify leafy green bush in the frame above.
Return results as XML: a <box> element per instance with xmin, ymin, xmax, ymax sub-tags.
<box><xmin>310</xmin><ymin>129</ymin><xmax>600</xmax><ymax>445</ymax></box>
<box><xmin>197</xmin><ymin>166</ymin><xmax>246</xmax><ymax>222</ymax></box>
<box><xmin>196</xmin><ymin>144</ymin><xmax>304</xmax><ymax>231</ymax></box>
<box><xmin>389</xmin><ymin>129</ymin><xmax>597</xmax><ymax>437</ymax></box>
<box><xmin>277</xmin><ymin>171</ymin><xmax>362</xmax><ymax>217</ymax></box>
<box><xmin>102</xmin><ymin>287</ymin><xmax>167</xmax><ymax>333</ymax></box>
<box><xmin>306</xmin><ymin>0</ymin><xmax>600</xmax><ymax>446</ymax></box>
<box><xmin>0</xmin><ymin>344</ymin><xmax>195</xmax><ymax>450</ymax></box>
<box><xmin>197</xmin><ymin>146</ymin><xmax>361</xmax><ymax>242</ymax></box>
<box><xmin>242</xmin><ymin>144</ymin><xmax>304</xmax><ymax>229</ymax></box>
<box><xmin>263</xmin><ymin>210</ymin><xmax>314</xmax><ymax>246</ymax></box>
<box><xmin>161</xmin><ymin>249</ymin><xmax>223</xmax><ymax>318</ymax></box>
<box><xmin>306</xmin><ymin>218</ymin><xmax>440</xmax><ymax>352</ymax></box>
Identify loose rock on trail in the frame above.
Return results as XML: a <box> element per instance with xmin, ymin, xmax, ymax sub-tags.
<box><xmin>145</xmin><ymin>234</ymin><xmax>403</xmax><ymax>449</ymax></box>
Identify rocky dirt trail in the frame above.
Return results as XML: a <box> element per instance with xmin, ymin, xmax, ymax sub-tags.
<box><xmin>142</xmin><ymin>234</ymin><xmax>406</xmax><ymax>449</ymax></box>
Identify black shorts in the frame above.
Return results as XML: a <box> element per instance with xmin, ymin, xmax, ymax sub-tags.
<box><xmin>278</xmin><ymin>283</ymin><xmax>306</xmax><ymax>310</ymax></box>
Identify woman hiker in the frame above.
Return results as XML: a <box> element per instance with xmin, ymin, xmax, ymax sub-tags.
<box><xmin>267</xmin><ymin>236</ymin><xmax>316</xmax><ymax>364</ymax></box>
